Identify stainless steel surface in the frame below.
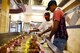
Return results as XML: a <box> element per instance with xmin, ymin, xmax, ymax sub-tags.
<box><xmin>0</xmin><ymin>32</ymin><xmax>20</xmax><ymax>46</ymax></box>
<box><xmin>44</xmin><ymin>37</ymin><xmax>63</xmax><ymax>53</ymax></box>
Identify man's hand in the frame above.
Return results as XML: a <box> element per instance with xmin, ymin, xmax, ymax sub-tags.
<box><xmin>46</xmin><ymin>36</ymin><xmax>51</xmax><ymax>41</ymax></box>
<box><xmin>38</xmin><ymin>33</ymin><xmax>43</xmax><ymax>37</ymax></box>
<box><xmin>29</xmin><ymin>30</ymin><xmax>32</xmax><ymax>34</ymax></box>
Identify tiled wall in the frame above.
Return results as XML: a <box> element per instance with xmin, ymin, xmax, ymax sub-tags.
<box><xmin>67</xmin><ymin>28</ymin><xmax>80</xmax><ymax>53</ymax></box>
<box><xmin>65</xmin><ymin>5</ymin><xmax>80</xmax><ymax>53</ymax></box>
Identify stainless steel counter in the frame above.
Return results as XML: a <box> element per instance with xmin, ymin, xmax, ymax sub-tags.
<box><xmin>0</xmin><ymin>34</ymin><xmax>57</xmax><ymax>53</ymax></box>
<box><xmin>8</xmin><ymin>35</ymin><xmax>54</xmax><ymax>53</ymax></box>
<box><xmin>0</xmin><ymin>32</ymin><xmax>20</xmax><ymax>46</ymax></box>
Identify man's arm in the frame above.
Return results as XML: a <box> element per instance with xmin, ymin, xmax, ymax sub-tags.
<box><xmin>49</xmin><ymin>20</ymin><xmax>59</xmax><ymax>39</ymax></box>
<box><xmin>29</xmin><ymin>29</ymin><xmax>40</xmax><ymax>33</ymax></box>
<box><xmin>38</xmin><ymin>26</ymin><xmax>52</xmax><ymax>36</ymax></box>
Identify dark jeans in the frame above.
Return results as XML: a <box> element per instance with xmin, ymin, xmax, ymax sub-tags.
<box><xmin>53</xmin><ymin>38</ymin><xmax>67</xmax><ymax>52</ymax></box>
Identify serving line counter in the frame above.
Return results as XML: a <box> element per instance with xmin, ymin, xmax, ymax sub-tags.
<box><xmin>0</xmin><ymin>33</ymin><xmax>54</xmax><ymax>53</ymax></box>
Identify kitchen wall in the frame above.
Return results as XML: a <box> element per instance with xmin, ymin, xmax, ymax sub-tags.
<box><xmin>23</xmin><ymin>14</ymin><xmax>45</xmax><ymax>22</ymax></box>
<box><xmin>65</xmin><ymin>5</ymin><xmax>80</xmax><ymax>53</ymax></box>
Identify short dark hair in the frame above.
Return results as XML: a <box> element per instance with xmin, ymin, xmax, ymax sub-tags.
<box><xmin>44</xmin><ymin>12</ymin><xmax>50</xmax><ymax>16</ymax></box>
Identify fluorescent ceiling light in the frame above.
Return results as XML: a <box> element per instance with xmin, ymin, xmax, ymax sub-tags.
<box><xmin>32</xmin><ymin>12</ymin><xmax>43</xmax><ymax>16</ymax></box>
<box><xmin>32</xmin><ymin>6</ymin><xmax>46</xmax><ymax>11</ymax></box>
